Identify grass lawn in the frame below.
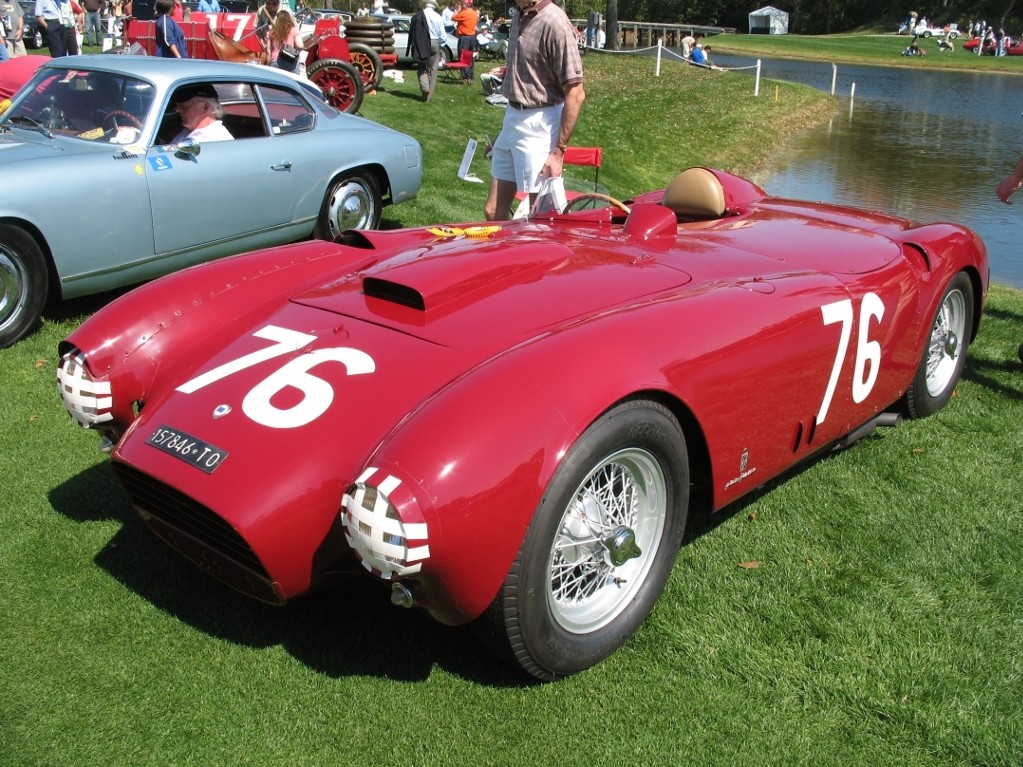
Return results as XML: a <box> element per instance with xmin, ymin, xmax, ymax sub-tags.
<box><xmin>710</xmin><ymin>30</ymin><xmax>1023</xmax><ymax>73</ymax></box>
<box><xmin>2</xmin><ymin>52</ymin><xmax>1022</xmax><ymax>766</ymax></box>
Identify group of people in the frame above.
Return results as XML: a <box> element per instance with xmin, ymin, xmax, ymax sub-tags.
<box><xmin>968</xmin><ymin>21</ymin><xmax>1015</xmax><ymax>55</ymax></box>
<box><xmin>407</xmin><ymin>0</ymin><xmax>480</xmax><ymax>99</ymax></box>
<box><xmin>14</xmin><ymin>0</ymin><xmax>129</xmax><ymax>59</ymax></box>
<box><xmin>680</xmin><ymin>33</ymin><xmax>715</xmax><ymax>68</ymax></box>
<box><xmin>155</xmin><ymin>0</ymin><xmax>298</xmax><ymax>69</ymax></box>
<box><xmin>355</xmin><ymin>0</ymin><xmax>386</xmax><ymax>16</ymax></box>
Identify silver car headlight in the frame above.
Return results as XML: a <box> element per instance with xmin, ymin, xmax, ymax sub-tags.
<box><xmin>341</xmin><ymin>467</ymin><xmax>430</xmax><ymax>580</ymax></box>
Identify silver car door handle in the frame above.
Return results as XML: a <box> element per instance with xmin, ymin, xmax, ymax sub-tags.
<box><xmin>271</xmin><ymin>161</ymin><xmax>293</xmax><ymax>171</ymax></box>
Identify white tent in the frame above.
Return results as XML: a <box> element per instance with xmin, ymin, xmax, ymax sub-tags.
<box><xmin>748</xmin><ymin>6</ymin><xmax>789</xmax><ymax>35</ymax></box>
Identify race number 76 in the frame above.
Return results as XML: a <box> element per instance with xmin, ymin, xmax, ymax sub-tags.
<box><xmin>817</xmin><ymin>293</ymin><xmax>885</xmax><ymax>425</ymax></box>
<box><xmin>176</xmin><ymin>325</ymin><xmax>375</xmax><ymax>429</ymax></box>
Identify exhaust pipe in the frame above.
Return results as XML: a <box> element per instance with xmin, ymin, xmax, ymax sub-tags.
<box><xmin>833</xmin><ymin>412</ymin><xmax>902</xmax><ymax>451</ymax></box>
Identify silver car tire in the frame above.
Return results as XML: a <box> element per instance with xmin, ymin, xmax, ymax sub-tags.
<box><xmin>478</xmin><ymin>399</ymin><xmax>689</xmax><ymax>680</ymax></box>
<box><xmin>0</xmin><ymin>225</ymin><xmax>48</xmax><ymax>349</ymax></box>
<box><xmin>904</xmin><ymin>271</ymin><xmax>973</xmax><ymax>419</ymax></box>
<box><xmin>314</xmin><ymin>172</ymin><xmax>382</xmax><ymax>239</ymax></box>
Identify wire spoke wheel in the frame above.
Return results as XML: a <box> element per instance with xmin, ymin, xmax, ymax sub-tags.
<box><xmin>903</xmin><ymin>271</ymin><xmax>974</xmax><ymax>419</ymax></box>
<box><xmin>306</xmin><ymin>58</ymin><xmax>364</xmax><ymax>113</ymax></box>
<box><xmin>548</xmin><ymin>447</ymin><xmax>667</xmax><ymax>633</ymax></box>
<box><xmin>476</xmin><ymin>400</ymin><xmax>689</xmax><ymax>680</ymax></box>
<box><xmin>925</xmin><ymin>285</ymin><xmax>967</xmax><ymax>397</ymax></box>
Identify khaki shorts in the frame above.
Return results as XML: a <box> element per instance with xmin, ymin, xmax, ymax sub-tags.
<box><xmin>490</xmin><ymin>102</ymin><xmax>563</xmax><ymax>194</ymax></box>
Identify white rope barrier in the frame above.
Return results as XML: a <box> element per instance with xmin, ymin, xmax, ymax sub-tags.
<box><xmin>583</xmin><ymin>38</ymin><xmax>763</xmax><ymax>96</ymax></box>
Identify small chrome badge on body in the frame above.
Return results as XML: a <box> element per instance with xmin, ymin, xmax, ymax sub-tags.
<box><xmin>213</xmin><ymin>404</ymin><xmax>232</xmax><ymax>419</ymax></box>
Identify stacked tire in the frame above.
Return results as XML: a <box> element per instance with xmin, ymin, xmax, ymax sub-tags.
<box><xmin>344</xmin><ymin>17</ymin><xmax>394</xmax><ymax>92</ymax></box>
<box><xmin>344</xmin><ymin>16</ymin><xmax>396</xmax><ymax>58</ymax></box>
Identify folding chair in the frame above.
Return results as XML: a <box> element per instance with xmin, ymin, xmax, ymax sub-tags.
<box><xmin>562</xmin><ymin>146</ymin><xmax>603</xmax><ymax>192</ymax></box>
<box><xmin>442</xmin><ymin>48</ymin><xmax>474</xmax><ymax>82</ymax></box>
<box><xmin>512</xmin><ymin>145</ymin><xmax>604</xmax><ymax>218</ymax></box>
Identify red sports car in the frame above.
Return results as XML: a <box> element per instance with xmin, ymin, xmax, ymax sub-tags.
<box><xmin>57</xmin><ymin>167</ymin><xmax>989</xmax><ymax>680</ymax></box>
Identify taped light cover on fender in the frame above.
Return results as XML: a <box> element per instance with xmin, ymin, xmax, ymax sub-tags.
<box><xmin>57</xmin><ymin>351</ymin><xmax>114</xmax><ymax>428</ymax></box>
<box><xmin>342</xmin><ymin>467</ymin><xmax>430</xmax><ymax>580</ymax></box>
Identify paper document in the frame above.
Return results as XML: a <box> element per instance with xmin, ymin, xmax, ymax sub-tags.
<box><xmin>458</xmin><ymin>138</ymin><xmax>483</xmax><ymax>183</ymax></box>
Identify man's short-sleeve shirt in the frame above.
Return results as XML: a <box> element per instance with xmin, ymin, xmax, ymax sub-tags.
<box><xmin>502</xmin><ymin>0</ymin><xmax>583</xmax><ymax>109</ymax></box>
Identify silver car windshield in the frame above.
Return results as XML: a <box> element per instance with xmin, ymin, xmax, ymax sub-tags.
<box><xmin>2</xmin><ymin>69</ymin><xmax>155</xmax><ymax>144</ymax></box>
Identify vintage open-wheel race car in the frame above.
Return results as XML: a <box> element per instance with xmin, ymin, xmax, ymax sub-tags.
<box><xmin>123</xmin><ymin>12</ymin><xmax>381</xmax><ymax>113</ymax></box>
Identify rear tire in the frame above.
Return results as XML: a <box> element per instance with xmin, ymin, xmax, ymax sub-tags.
<box><xmin>347</xmin><ymin>42</ymin><xmax>384</xmax><ymax>90</ymax></box>
<box><xmin>903</xmin><ymin>271</ymin><xmax>973</xmax><ymax>418</ymax></box>
<box><xmin>314</xmin><ymin>172</ymin><xmax>382</xmax><ymax>238</ymax></box>
<box><xmin>475</xmin><ymin>400</ymin><xmax>689</xmax><ymax>680</ymax></box>
<box><xmin>0</xmin><ymin>224</ymin><xmax>48</xmax><ymax>349</ymax></box>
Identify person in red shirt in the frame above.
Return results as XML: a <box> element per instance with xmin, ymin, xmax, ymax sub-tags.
<box><xmin>451</xmin><ymin>0</ymin><xmax>477</xmax><ymax>84</ymax></box>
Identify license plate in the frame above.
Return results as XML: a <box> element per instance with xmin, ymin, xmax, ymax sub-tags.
<box><xmin>145</xmin><ymin>424</ymin><xmax>229</xmax><ymax>474</ymax></box>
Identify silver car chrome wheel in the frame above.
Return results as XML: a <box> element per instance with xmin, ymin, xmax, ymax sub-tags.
<box><xmin>925</xmin><ymin>286</ymin><xmax>967</xmax><ymax>397</ymax></box>
<box><xmin>315</xmin><ymin>173</ymin><xmax>381</xmax><ymax>239</ymax></box>
<box><xmin>0</xmin><ymin>225</ymin><xmax>47</xmax><ymax>349</ymax></box>
<box><xmin>548</xmin><ymin>447</ymin><xmax>667</xmax><ymax>633</ymax></box>
<box><xmin>0</xmin><ymin>249</ymin><xmax>29</xmax><ymax>329</ymax></box>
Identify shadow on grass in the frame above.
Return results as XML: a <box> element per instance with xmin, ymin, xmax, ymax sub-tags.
<box><xmin>48</xmin><ymin>462</ymin><xmax>532</xmax><ymax>688</ymax></box>
<box><xmin>962</xmin><ymin>352</ymin><xmax>1023</xmax><ymax>401</ymax></box>
<box><xmin>43</xmin><ymin>284</ymin><xmax>137</xmax><ymax>329</ymax></box>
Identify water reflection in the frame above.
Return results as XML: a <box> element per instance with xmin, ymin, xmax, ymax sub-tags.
<box><xmin>709</xmin><ymin>52</ymin><xmax>1023</xmax><ymax>288</ymax></box>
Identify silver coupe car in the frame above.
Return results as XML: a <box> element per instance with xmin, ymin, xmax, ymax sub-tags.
<box><xmin>0</xmin><ymin>55</ymin><xmax>422</xmax><ymax>348</ymax></box>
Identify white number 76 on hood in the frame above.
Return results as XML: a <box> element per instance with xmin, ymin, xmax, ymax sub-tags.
<box><xmin>176</xmin><ymin>325</ymin><xmax>376</xmax><ymax>429</ymax></box>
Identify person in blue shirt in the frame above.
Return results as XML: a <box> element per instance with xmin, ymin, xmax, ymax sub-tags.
<box><xmin>689</xmin><ymin>43</ymin><xmax>706</xmax><ymax>66</ymax></box>
<box><xmin>34</xmin><ymin>0</ymin><xmax>75</xmax><ymax>57</ymax></box>
<box><xmin>155</xmin><ymin>0</ymin><xmax>187</xmax><ymax>57</ymax></box>
<box><xmin>197</xmin><ymin>0</ymin><xmax>221</xmax><ymax>12</ymax></box>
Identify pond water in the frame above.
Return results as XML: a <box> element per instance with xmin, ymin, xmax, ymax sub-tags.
<box><xmin>707</xmin><ymin>52</ymin><xmax>1023</xmax><ymax>288</ymax></box>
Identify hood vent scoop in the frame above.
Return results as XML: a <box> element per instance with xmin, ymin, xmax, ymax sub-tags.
<box><xmin>361</xmin><ymin>241</ymin><xmax>573</xmax><ymax>313</ymax></box>
<box><xmin>363</xmin><ymin>277</ymin><xmax>425</xmax><ymax>310</ymax></box>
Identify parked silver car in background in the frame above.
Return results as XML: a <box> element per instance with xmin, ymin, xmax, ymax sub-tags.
<box><xmin>374</xmin><ymin>13</ymin><xmax>460</xmax><ymax>63</ymax></box>
<box><xmin>0</xmin><ymin>56</ymin><xmax>422</xmax><ymax>348</ymax></box>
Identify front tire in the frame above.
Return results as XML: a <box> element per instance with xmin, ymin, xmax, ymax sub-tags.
<box><xmin>903</xmin><ymin>271</ymin><xmax>973</xmax><ymax>418</ymax></box>
<box><xmin>0</xmin><ymin>225</ymin><xmax>48</xmax><ymax>349</ymax></box>
<box><xmin>477</xmin><ymin>400</ymin><xmax>689</xmax><ymax>680</ymax></box>
<box><xmin>314</xmin><ymin>172</ymin><xmax>382</xmax><ymax>238</ymax></box>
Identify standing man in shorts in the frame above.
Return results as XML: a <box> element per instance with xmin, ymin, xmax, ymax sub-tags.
<box><xmin>483</xmin><ymin>0</ymin><xmax>584</xmax><ymax>221</ymax></box>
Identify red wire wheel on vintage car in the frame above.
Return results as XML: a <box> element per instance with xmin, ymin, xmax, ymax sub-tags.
<box><xmin>306</xmin><ymin>58</ymin><xmax>365</xmax><ymax>113</ymax></box>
